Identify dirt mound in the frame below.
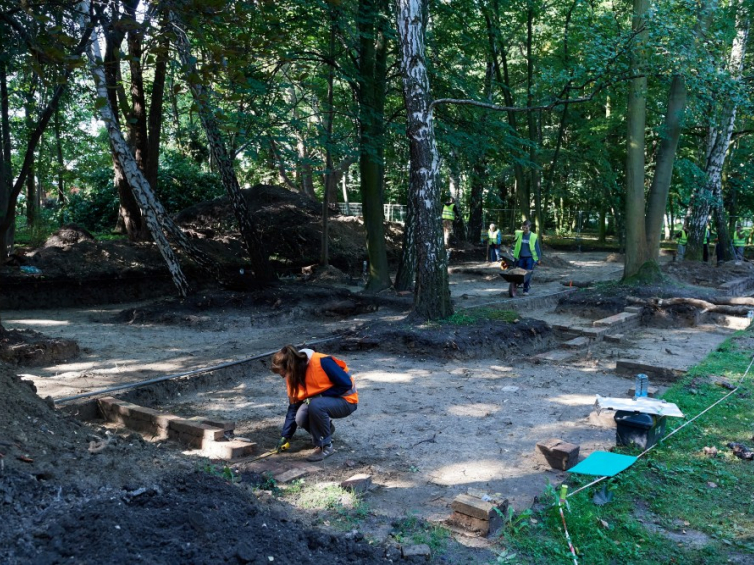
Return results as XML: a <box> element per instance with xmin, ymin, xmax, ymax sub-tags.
<box><xmin>0</xmin><ymin>363</ymin><xmax>393</xmax><ymax>564</ymax></box>
<box><xmin>0</xmin><ymin>327</ymin><xmax>79</xmax><ymax>366</ymax></box>
<box><xmin>663</xmin><ymin>260</ymin><xmax>754</xmax><ymax>288</ymax></box>
<box><xmin>176</xmin><ymin>184</ymin><xmax>403</xmax><ymax>275</ymax></box>
<box><xmin>335</xmin><ymin>318</ymin><xmax>553</xmax><ymax>359</ymax></box>
<box><xmin>43</xmin><ymin>224</ymin><xmax>95</xmax><ymax>248</ymax></box>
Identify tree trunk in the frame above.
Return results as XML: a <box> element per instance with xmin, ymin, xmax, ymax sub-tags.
<box><xmin>688</xmin><ymin>5</ymin><xmax>748</xmax><ymax>262</ymax></box>
<box><xmin>54</xmin><ymin>106</ymin><xmax>65</xmax><ymax>203</ymax></box>
<box><xmin>394</xmin><ymin>181</ymin><xmax>417</xmax><ymax>291</ymax></box>
<box><xmin>644</xmin><ymin>74</ymin><xmax>687</xmax><ymax>259</ymax></box>
<box><xmin>321</xmin><ymin>6</ymin><xmax>337</xmax><ymax>267</ymax></box>
<box><xmin>395</xmin><ymin>0</ymin><xmax>451</xmax><ymax>320</ymax></box>
<box><xmin>623</xmin><ymin>0</ymin><xmax>651</xmax><ymax>279</ymax></box>
<box><xmin>171</xmin><ymin>11</ymin><xmax>275</xmax><ymax>283</ymax></box>
<box><xmin>359</xmin><ymin>0</ymin><xmax>392</xmax><ymax>292</ymax></box>
<box><xmin>87</xmin><ymin>40</ymin><xmax>189</xmax><ymax>297</ymax></box>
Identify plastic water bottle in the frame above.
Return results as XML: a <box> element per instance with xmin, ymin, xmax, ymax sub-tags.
<box><xmin>634</xmin><ymin>374</ymin><xmax>649</xmax><ymax>398</ymax></box>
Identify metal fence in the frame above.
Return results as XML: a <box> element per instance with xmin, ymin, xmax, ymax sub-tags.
<box><xmin>338</xmin><ymin>203</ymin><xmax>407</xmax><ymax>223</ymax></box>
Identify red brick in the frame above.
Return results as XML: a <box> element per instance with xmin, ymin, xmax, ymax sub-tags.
<box><xmin>168</xmin><ymin>419</ymin><xmax>224</xmax><ymax>441</ymax></box>
<box><xmin>204</xmin><ymin>440</ymin><xmax>256</xmax><ymax>460</ymax></box>
<box><xmin>536</xmin><ymin>439</ymin><xmax>580</xmax><ymax>470</ymax></box>
<box><xmin>451</xmin><ymin>494</ymin><xmax>495</xmax><ymax>520</ymax></box>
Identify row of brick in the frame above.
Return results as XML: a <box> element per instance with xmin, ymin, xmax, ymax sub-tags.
<box><xmin>97</xmin><ymin>397</ymin><xmax>256</xmax><ymax>460</ymax></box>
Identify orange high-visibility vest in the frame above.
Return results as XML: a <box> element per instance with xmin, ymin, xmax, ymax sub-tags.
<box><xmin>287</xmin><ymin>352</ymin><xmax>358</xmax><ymax>404</ymax></box>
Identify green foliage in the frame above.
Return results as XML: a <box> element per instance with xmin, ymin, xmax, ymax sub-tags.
<box><xmin>390</xmin><ymin>514</ymin><xmax>450</xmax><ymax>554</ymax></box>
<box><xmin>56</xmin><ymin>169</ymin><xmax>120</xmax><ymax>233</ymax></box>
<box><xmin>200</xmin><ymin>462</ymin><xmax>241</xmax><ymax>484</ymax></box>
<box><xmin>155</xmin><ymin>151</ymin><xmax>224</xmax><ymax>214</ymax></box>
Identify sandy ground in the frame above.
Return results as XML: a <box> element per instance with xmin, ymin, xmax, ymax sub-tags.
<box><xmin>3</xmin><ymin>251</ymin><xmax>745</xmax><ymax>553</ymax></box>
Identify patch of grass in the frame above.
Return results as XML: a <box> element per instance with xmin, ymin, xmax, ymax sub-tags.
<box><xmin>389</xmin><ymin>514</ymin><xmax>450</xmax><ymax>554</ymax></box>
<box><xmin>444</xmin><ymin>307</ymin><xmax>520</xmax><ymax>325</ymax></box>
<box><xmin>292</xmin><ymin>482</ymin><xmax>358</xmax><ymax>511</ymax></box>
<box><xmin>498</xmin><ymin>327</ymin><xmax>754</xmax><ymax>564</ymax></box>
<box><xmin>199</xmin><ymin>461</ymin><xmax>241</xmax><ymax>484</ymax></box>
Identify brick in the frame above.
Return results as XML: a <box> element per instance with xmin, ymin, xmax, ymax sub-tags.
<box><xmin>204</xmin><ymin>440</ymin><xmax>256</xmax><ymax>460</ymax></box>
<box><xmin>401</xmin><ymin>544</ymin><xmax>431</xmax><ymax>561</ymax></box>
<box><xmin>168</xmin><ymin>419</ymin><xmax>225</xmax><ymax>441</ymax></box>
<box><xmin>536</xmin><ymin>439</ymin><xmax>580</xmax><ymax>471</ymax></box>
<box><xmin>616</xmin><ymin>360</ymin><xmax>685</xmax><ymax>383</ymax></box>
<box><xmin>451</xmin><ymin>494</ymin><xmax>496</xmax><ymax>520</ymax></box>
<box><xmin>561</xmin><ymin>336</ymin><xmax>590</xmax><ymax>349</ymax></box>
<box><xmin>605</xmin><ymin>334</ymin><xmax>623</xmax><ymax>343</ymax></box>
<box><xmin>274</xmin><ymin>467</ymin><xmax>311</xmax><ymax>483</ymax></box>
<box><xmin>624</xmin><ymin>306</ymin><xmax>642</xmax><ymax>313</ymax></box>
<box><xmin>593</xmin><ymin>312</ymin><xmax>638</xmax><ymax>328</ymax></box>
<box><xmin>447</xmin><ymin>507</ymin><xmax>506</xmax><ymax>537</ymax></box>
<box><xmin>628</xmin><ymin>385</ymin><xmax>658</xmax><ymax>398</ymax></box>
<box><xmin>340</xmin><ymin>473</ymin><xmax>372</xmax><ymax>493</ymax></box>
<box><xmin>579</xmin><ymin>327</ymin><xmax>609</xmax><ymax>339</ymax></box>
<box><xmin>187</xmin><ymin>416</ymin><xmax>235</xmax><ymax>432</ymax></box>
<box><xmin>535</xmin><ymin>350</ymin><xmax>576</xmax><ymax>363</ymax></box>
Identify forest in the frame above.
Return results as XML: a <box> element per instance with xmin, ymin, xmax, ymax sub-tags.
<box><xmin>1</xmin><ymin>0</ymin><xmax>753</xmax><ymax>319</ymax></box>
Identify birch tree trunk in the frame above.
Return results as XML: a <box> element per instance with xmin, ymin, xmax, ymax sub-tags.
<box><xmin>171</xmin><ymin>11</ymin><xmax>275</xmax><ymax>284</ymax></box>
<box><xmin>395</xmin><ymin>0</ymin><xmax>451</xmax><ymax>319</ymax></box>
<box><xmin>87</xmin><ymin>40</ymin><xmax>189</xmax><ymax>297</ymax></box>
<box><xmin>688</xmin><ymin>4</ymin><xmax>749</xmax><ymax>261</ymax></box>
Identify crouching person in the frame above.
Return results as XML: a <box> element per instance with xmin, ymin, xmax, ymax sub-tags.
<box><xmin>271</xmin><ymin>345</ymin><xmax>358</xmax><ymax>461</ymax></box>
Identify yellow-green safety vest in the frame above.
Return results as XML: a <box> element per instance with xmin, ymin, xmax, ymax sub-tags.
<box><xmin>733</xmin><ymin>232</ymin><xmax>747</xmax><ymax>247</ymax></box>
<box><xmin>678</xmin><ymin>229</ymin><xmax>688</xmax><ymax>245</ymax></box>
<box><xmin>513</xmin><ymin>231</ymin><xmax>539</xmax><ymax>261</ymax></box>
<box><xmin>442</xmin><ymin>204</ymin><xmax>456</xmax><ymax>221</ymax></box>
<box><xmin>488</xmin><ymin>229</ymin><xmax>500</xmax><ymax>245</ymax></box>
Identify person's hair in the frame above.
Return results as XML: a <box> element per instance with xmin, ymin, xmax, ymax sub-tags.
<box><xmin>490</xmin><ymin>223</ymin><xmax>496</xmax><ymax>230</ymax></box>
<box><xmin>271</xmin><ymin>345</ymin><xmax>309</xmax><ymax>399</ymax></box>
<box><xmin>522</xmin><ymin>220</ymin><xmax>531</xmax><ymax>228</ymax></box>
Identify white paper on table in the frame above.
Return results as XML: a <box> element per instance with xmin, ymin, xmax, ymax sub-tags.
<box><xmin>595</xmin><ymin>394</ymin><xmax>684</xmax><ymax>418</ymax></box>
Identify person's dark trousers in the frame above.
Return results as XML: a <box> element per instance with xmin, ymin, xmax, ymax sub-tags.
<box><xmin>703</xmin><ymin>244</ymin><xmax>709</xmax><ymax>262</ymax></box>
<box><xmin>295</xmin><ymin>397</ymin><xmax>357</xmax><ymax>447</ymax></box>
<box><xmin>516</xmin><ymin>256</ymin><xmax>535</xmax><ymax>292</ymax></box>
<box><xmin>488</xmin><ymin>245</ymin><xmax>500</xmax><ymax>262</ymax></box>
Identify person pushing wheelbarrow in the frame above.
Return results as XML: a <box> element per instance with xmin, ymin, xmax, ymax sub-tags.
<box><xmin>500</xmin><ymin>220</ymin><xmax>541</xmax><ymax>297</ymax></box>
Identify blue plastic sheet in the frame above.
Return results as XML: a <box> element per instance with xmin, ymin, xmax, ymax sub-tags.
<box><xmin>567</xmin><ymin>451</ymin><xmax>637</xmax><ymax>477</ymax></box>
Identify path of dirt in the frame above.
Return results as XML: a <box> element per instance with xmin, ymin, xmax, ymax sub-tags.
<box><xmin>4</xmin><ymin>251</ymin><xmax>751</xmax><ymax>562</ymax></box>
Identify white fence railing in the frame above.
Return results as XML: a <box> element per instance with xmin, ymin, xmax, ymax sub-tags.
<box><xmin>338</xmin><ymin>203</ymin><xmax>407</xmax><ymax>223</ymax></box>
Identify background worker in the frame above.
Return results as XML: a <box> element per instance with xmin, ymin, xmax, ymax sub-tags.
<box><xmin>511</xmin><ymin>220</ymin><xmax>542</xmax><ymax>296</ymax></box>
<box><xmin>733</xmin><ymin>224</ymin><xmax>748</xmax><ymax>261</ymax></box>
<box><xmin>703</xmin><ymin>222</ymin><xmax>711</xmax><ymax>262</ymax></box>
<box><xmin>487</xmin><ymin>223</ymin><xmax>501</xmax><ymax>262</ymax></box>
<box><xmin>270</xmin><ymin>345</ymin><xmax>358</xmax><ymax>462</ymax></box>
<box><xmin>441</xmin><ymin>196</ymin><xmax>459</xmax><ymax>248</ymax></box>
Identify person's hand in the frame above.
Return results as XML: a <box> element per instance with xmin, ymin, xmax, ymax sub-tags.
<box><xmin>276</xmin><ymin>437</ymin><xmax>290</xmax><ymax>453</ymax></box>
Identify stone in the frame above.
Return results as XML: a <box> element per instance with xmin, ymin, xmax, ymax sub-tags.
<box><xmin>340</xmin><ymin>473</ymin><xmax>372</xmax><ymax>493</ymax></box>
<box><xmin>401</xmin><ymin>543</ymin><xmax>431</xmax><ymax>562</ymax></box>
<box><xmin>536</xmin><ymin>439</ymin><xmax>580</xmax><ymax>471</ymax></box>
<box><xmin>274</xmin><ymin>467</ymin><xmax>311</xmax><ymax>483</ymax></box>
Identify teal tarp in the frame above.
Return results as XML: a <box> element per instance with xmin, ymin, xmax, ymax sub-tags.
<box><xmin>568</xmin><ymin>451</ymin><xmax>637</xmax><ymax>477</ymax></box>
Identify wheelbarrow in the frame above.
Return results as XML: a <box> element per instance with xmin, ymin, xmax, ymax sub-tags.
<box><xmin>498</xmin><ymin>250</ymin><xmax>533</xmax><ymax>297</ymax></box>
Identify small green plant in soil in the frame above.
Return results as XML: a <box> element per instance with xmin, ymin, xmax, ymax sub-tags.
<box><xmin>495</xmin><ymin>327</ymin><xmax>754</xmax><ymax>564</ymax></box>
<box><xmin>389</xmin><ymin>514</ymin><xmax>450</xmax><ymax>554</ymax></box>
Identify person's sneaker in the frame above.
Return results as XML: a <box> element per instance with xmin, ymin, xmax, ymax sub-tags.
<box><xmin>306</xmin><ymin>443</ymin><xmax>334</xmax><ymax>462</ymax></box>
<box><xmin>523</xmin><ymin>290</ymin><xmax>530</xmax><ymax>296</ymax></box>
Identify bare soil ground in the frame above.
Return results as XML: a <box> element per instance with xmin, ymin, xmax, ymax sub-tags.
<box><xmin>2</xmin><ymin>189</ymin><xmax>754</xmax><ymax>563</ymax></box>
<box><xmin>3</xmin><ymin>243</ymin><xmax>752</xmax><ymax>563</ymax></box>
